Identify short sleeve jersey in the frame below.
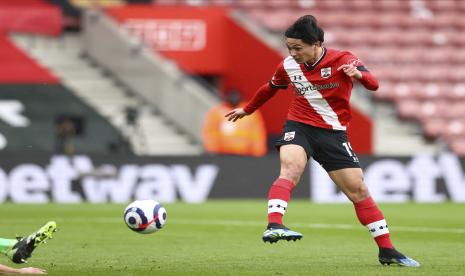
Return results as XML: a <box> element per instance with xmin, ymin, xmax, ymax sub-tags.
<box><xmin>270</xmin><ymin>48</ymin><xmax>367</xmax><ymax>131</ymax></box>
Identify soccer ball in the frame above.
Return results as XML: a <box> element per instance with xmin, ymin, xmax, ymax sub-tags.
<box><xmin>123</xmin><ymin>200</ymin><xmax>167</xmax><ymax>234</ymax></box>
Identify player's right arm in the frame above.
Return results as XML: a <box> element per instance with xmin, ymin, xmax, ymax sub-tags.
<box><xmin>225</xmin><ymin>61</ymin><xmax>289</xmax><ymax>122</ymax></box>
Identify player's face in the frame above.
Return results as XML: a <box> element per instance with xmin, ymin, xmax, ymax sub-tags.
<box><xmin>286</xmin><ymin>38</ymin><xmax>319</xmax><ymax>64</ymax></box>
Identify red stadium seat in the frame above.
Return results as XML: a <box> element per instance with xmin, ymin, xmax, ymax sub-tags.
<box><xmin>250</xmin><ymin>9</ymin><xmax>297</xmax><ymax>32</ymax></box>
<box><xmin>317</xmin><ymin>0</ymin><xmax>347</xmax><ymax>11</ymax></box>
<box><xmin>396</xmin><ymin>48</ymin><xmax>424</xmax><ymax>64</ymax></box>
<box><xmin>422</xmin><ymin>47</ymin><xmax>451</xmax><ymax>64</ymax></box>
<box><xmin>371</xmin><ymin>84</ymin><xmax>390</xmax><ymax>101</ymax></box>
<box><xmin>444</xmin><ymin>120</ymin><xmax>465</xmax><ymax>138</ymax></box>
<box><xmin>317</xmin><ymin>13</ymin><xmax>355</xmax><ymax>29</ymax></box>
<box><xmin>420</xmin><ymin>83</ymin><xmax>442</xmax><ymax>100</ymax></box>
<box><xmin>446</xmin><ymin>101</ymin><xmax>465</xmax><ymax>119</ymax></box>
<box><xmin>345</xmin><ymin>0</ymin><xmax>376</xmax><ymax>11</ymax></box>
<box><xmin>450</xmin><ymin>138</ymin><xmax>465</xmax><ymax>156</ymax></box>
<box><xmin>296</xmin><ymin>0</ymin><xmax>317</xmax><ymax>9</ymax></box>
<box><xmin>422</xmin><ymin>118</ymin><xmax>447</xmax><ymax>139</ymax></box>
<box><xmin>401</xmin><ymin>100</ymin><xmax>451</xmax><ymax>121</ymax></box>
<box><xmin>374</xmin><ymin>0</ymin><xmax>411</xmax><ymax>11</ymax></box>
<box><xmin>426</xmin><ymin>0</ymin><xmax>457</xmax><ymax>12</ymax></box>
<box><xmin>457</xmin><ymin>0</ymin><xmax>465</xmax><ymax>11</ymax></box>
<box><xmin>396</xmin><ymin>99</ymin><xmax>422</xmax><ymax>119</ymax></box>
<box><xmin>393</xmin><ymin>82</ymin><xmax>420</xmax><ymax>99</ymax></box>
<box><xmin>404</xmin><ymin>17</ymin><xmax>434</xmax><ymax>30</ymax></box>
<box><xmin>449</xmin><ymin>67</ymin><xmax>465</xmax><ymax>82</ymax></box>
<box><xmin>432</xmin><ymin>14</ymin><xmax>459</xmax><ymax>29</ymax></box>
<box><xmin>418</xmin><ymin>101</ymin><xmax>449</xmax><ymax>120</ymax></box>
<box><xmin>447</xmin><ymin>84</ymin><xmax>465</xmax><ymax>100</ymax></box>
<box><xmin>372</xmin><ymin>81</ymin><xmax>400</xmax><ymax>101</ymax></box>
<box><xmin>444</xmin><ymin>31</ymin><xmax>465</xmax><ymax>46</ymax></box>
<box><xmin>238</xmin><ymin>0</ymin><xmax>465</xmax><ymax>153</ymax></box>
<box><xmin>245</xmin><ymin>9</ymin><xmax>285</xmax><ymax>32</ymax></box>
<box><xmin>210</xmin><ymin>0</ymin><xmax>235</xmax><ymax>6</ymax></box>
<box><xmin>395</xmin><ymin>65</ymin><xmax>422</xmax><ymax>82</ymax></box>
<box><xmin>454</xmin><ymin>49</ymin><xmax>465</xmax><ymax>64</ymax></box>
<box><xmin>401</xmin><ymin>30</ymin><xmax>434</xmax><ymax>46</ymax></box>
<box><xmin>264</xmin><ymin>0</ymin><xmax>300</xmax><ymax>9</ymax></box>
<box><xmin>236</xmin><ymin>0</ymin><xmax>263</xmax><ymax>8</ymax></box>
<box><xmin>375</xmin><ymin>13</ymin><xmax>408</xmax><ymax>28</ymax></box>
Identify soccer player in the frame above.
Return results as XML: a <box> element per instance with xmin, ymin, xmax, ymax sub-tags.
<box><xmin>0</xmin><ymin>221</ymin><xmax>57</xmax><ymax>274</ymax></box>
<box><xmin>225</xmin><ymin>15</ymin><xmax>420</xmax><ymax>267</ymax></box>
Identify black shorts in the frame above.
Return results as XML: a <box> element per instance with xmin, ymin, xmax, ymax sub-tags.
<box><xmin>275</xmin><ymin>120</ymin><xmax>360</xmax><ymax>172</ymax></box>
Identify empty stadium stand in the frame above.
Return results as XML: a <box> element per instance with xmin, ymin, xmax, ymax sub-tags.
<box><xmin>0</xmin><ymin>35</ymin><xmax>133</xmax><ymax>155</ymax></box>
<box><xmin>0</xmin><ymin>0</ymin><xmax>203</xmax><ymax>155</ymax></box>
<box><xmin>11</xmin><ymin>33</ymin><xmax>204</xmax><ymax>155</ymax></box>
<box><xmin>3</xmin><ymin>0</ymin><xmax>462</xmax><ymax>155</ymax></box>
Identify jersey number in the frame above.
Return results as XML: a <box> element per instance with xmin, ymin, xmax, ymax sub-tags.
<box><xmin>342</xmin><ymin>142</ymin><xmax>354</xmax><ymax>157</ymax></box>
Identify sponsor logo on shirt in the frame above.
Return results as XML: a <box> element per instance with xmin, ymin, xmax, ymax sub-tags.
<box><xmin>291</xmin><ymin>82</ymin><xmax>340</xmax><ymax>96</ymax></box>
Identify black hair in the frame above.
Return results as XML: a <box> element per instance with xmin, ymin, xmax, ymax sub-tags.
<box><xmin>285</xmin><ymin>15</ymin><xmax>324</xmax><ymax>45</ymax></box>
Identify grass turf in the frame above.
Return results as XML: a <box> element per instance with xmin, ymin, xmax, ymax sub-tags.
<box><xmin>0</xmin><ymin>201</ymin><xmax>464</xmax><ymax>275</ymax></box>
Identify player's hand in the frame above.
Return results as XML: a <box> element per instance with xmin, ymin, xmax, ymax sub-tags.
<box><xmin>225</xmin><ymin>108</ymin><xmax>249</xmax><ymax>122</ymax></box>
<box><xmin>18</xmin><ymin>267</ymin><xmax>47</xmax><ymax>274</ymax></box>
<box><xmin>337</xmin><ymin>64</ymin><xmax>362</xmax><ymax>79</ymax></box>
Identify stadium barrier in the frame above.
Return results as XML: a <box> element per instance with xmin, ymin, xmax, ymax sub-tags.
<box><xmin>0</xmin><ymin>85</ymin><xmax>129</xmax><ymax>154</ymax></box>
<box><xmin>0</xmin><ymin>154</ymin><xmax>464</xmax><ymax>203</ymax></box>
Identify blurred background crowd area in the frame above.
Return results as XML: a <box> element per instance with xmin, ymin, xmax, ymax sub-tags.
<box><xmin>0</xmin><ymin>0</ymin><xmax>464</xmax><ymax>157</ymax></box>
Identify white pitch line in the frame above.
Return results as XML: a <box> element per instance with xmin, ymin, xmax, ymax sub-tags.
<box><xmin>168</xmin><ymin>219</ymin><xmax>465</xmax><ymax>235</ymax></box>
<box><xmin>2</xmin><ymin>217</ymin><xmax>465</xmax><ymax>234</ymax></box>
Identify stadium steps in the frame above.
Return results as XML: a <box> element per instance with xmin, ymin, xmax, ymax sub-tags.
<box><xmin>372</xmin><ymin>103</ymin><xmax>442</xmax><ymax>155</ymax></box>
<box><xmin>11</xmin><ymin>33</ymin><xmax>202</xmax><ymax>156</ymax></box>
<box><xmin>348</xmin><ymin>85</ymin><xmax>441</xmax><ymax>155</ymax></box>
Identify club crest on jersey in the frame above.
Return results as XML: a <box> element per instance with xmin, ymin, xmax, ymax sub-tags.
<box><xmin>284</xmin><ymin>131</ymin><xmax>295</xmax><ymax>141</ymax></box>
<box><xmin>321</xmin><ymin>67</ymin><xmax>331</xmax><ymax>78</ymax></box>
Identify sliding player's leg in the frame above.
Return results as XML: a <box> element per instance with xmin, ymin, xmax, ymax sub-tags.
<box><xmin>4</xmin><ymin>221</ymin><xmax>57</xmax><ymax>264</ymax></box>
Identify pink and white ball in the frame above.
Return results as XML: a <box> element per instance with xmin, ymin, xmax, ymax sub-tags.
<box><xmin>124</xmin><ymin>200</ymin><xmax>167</xmax><ymax>234</ymax></box>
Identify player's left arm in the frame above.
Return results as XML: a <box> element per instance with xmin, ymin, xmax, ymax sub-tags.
<box><xmin>337</xmin><ymin>54</ymin><xmax>379</xmax><ymax>91</ymax></box>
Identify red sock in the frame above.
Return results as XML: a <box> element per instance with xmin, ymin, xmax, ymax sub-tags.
<box><xmin>354</xmin><ymin>197</ymin><xmax>394</xmax><ymax>249</ymax></box>
<box><xmin>267</xmin><ymin>178</ymin><xmax>295</xmax><ymax>225</ymax></box>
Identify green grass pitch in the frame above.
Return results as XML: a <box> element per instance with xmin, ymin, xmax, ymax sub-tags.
<box><xmin>0</xmin><ymin>201</ymin><xmax>464</xmax><ymax>275</ymax></box>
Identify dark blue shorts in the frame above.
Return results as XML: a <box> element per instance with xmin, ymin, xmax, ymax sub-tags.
<box><xmin>275</xmin><ymin>120</ymin><xmax>360</xmax><ymax>172</ymax></box>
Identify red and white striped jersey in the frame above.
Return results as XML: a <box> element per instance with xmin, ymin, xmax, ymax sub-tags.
<box><xmin>268</xmin><ymin>47</ymin><xmax>378</xmax><ymax>130</ymax></box>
